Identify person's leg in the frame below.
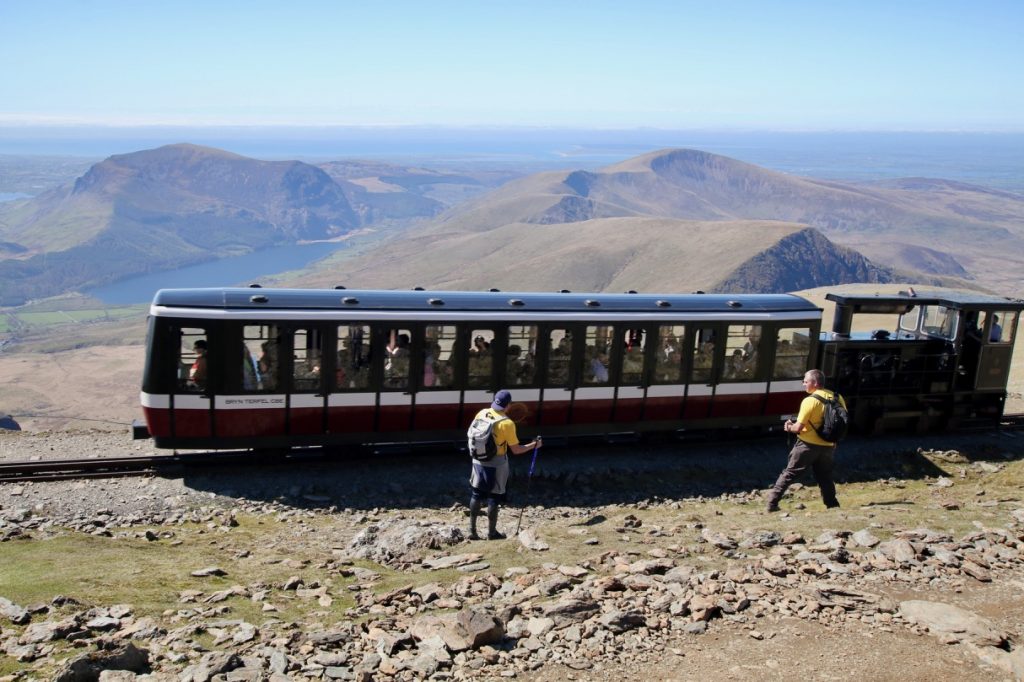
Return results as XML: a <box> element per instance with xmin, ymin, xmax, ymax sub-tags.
<box><xmin>767</xmin><ymin>441</ymin><xmax>813</xmax><ymax>511</ymax></box>
<box><xmin>468</xmin><ymin>491</ymin><xmax>483</xmax><ymax>540</ymax></box>
<box><xmin>487</xmin><ymin>498</ymin><xmax>505</xmax><ymax>540</ymax></box>
<box><xmin>811</xmin><ymin>447</ymin><xmax>839</xmax><ymax>508</ymax></box>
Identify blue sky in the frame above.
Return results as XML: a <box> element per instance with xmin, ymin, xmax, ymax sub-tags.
<box><xmin>1</xmin><ymin>0</ymin><xmax>1021</xmax><ymax>131</ymax></box>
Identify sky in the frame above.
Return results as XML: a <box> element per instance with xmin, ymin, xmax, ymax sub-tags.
<box><xmin>1</xmin><ymin>0</ymin><xmax>1022</xmax><ymax>131</ymax></box>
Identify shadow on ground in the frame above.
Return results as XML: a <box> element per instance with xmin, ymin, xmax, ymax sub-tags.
<box><xmin>175</xmin><ymin>428</ymin><xmax>1024</xmax><ymax>512</ymax></box>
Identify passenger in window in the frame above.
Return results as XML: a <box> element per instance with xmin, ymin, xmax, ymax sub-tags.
<box><xmin>506</xmin><ymin>345</ymin><xmax>531</xmax><ymax>385</ymax></box>
<box><xmin>991</xmin><ymin>315</ymin><xmax>1002</xmax><ymax>342</ymax></box>
<box><xmin>385</xmin><ymin>330</ymin><xmax>410</xmax><ymax>386</ymax></box>
<box><xmin>188</xmin><ymin>340</ymin><xmax>208</xmax><ymax>389</ymax></box>
<box><xmin>472</xmin><ymin>335</ymin><xmax>491</xmax><ymax>355</ymax></box>
<box><xmin>423</xmin><ymin>342</ymin><xmax>440</xmax><ymax>387</ymax></box>
<box><xmin>726</xmin><ymin>349</ymin><xmax>746</xmax><ymax>379</ymax></box>
<box><xmin>588</xmin><ymin>345</ymin><xmax>610</xmax><ymax>383</ymax></box>
<box><xmin>242</xmin><ymin>345</ymin><xmax>260</xmax><ymax>390</ymax></box>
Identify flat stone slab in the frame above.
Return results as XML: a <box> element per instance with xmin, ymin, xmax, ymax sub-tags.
<box><xmin>899</xmin><ymin>600</ymin><xmax>1008</xmax><ymax>648</ymax></box>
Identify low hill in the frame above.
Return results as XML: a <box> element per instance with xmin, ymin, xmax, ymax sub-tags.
<box><xmin>290</xmin><ymin>219</ymin><xmax>896</xmax><ymax>294</ymax></box>
<box><xmin>0</xmin><ymin>145</ymin><xmax>509</xmax><ymax>306</ymax></box>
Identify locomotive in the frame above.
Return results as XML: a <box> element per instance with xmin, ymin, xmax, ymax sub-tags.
<box><xmin>133</xmin><ymin>287</ymin><xmax>1021</xmax><ymax>449</ymax></box>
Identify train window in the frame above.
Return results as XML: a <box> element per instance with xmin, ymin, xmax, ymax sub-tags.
<box><xmin>899</xmin><ymin>306</ymin><xmax>921</xmax><ymax>334</ymax></box>
<box><xmin>423</xmin><ymin>325</ymin><xmax>457</xmax><ymax>389</ymax></box>
<box><xmin>292</xmin><ymin>327</ymin><xmax>324</xmax><ymax>392</ymax></box>
<box><xmin>467</xmin><ymin>329</ymin><xmax>494</xmax><ymax>389</ymax></box>
<box><xmin>241</xmin><ymin>325</ymin><xmax>273</xmax><ymax>392</ymax></box>
<box><xmin>724</xmin><ymin>324</ymin><xmax>761</xmax><ymax>381</ymax></box>
<box><xmin>921</xmin><ymin>305</ymin><xmax>957</xmax><ymax>339</ymax></box>
<box><xmin>178</xmin><ymin>327</ymin><xmax>208</xmax><ymax>393</ymax></box>
<box><xmin>691</xmin><ymin>327</ymin><xmax>716</xmax><ymax>383</ymax></box>
<box><xmin>654</xmin><ymin>324</ymin><xmax>685</xmax><ymax>383</ymax></box>
<box><xmin>773</xmin><ymin>327</ymin><xmax>812</xmax><ymax>380</ymax></box>
<box><xmin>990</xmin><ymin>311</ymin><xmax>1017</xmax><ymax>344</ymax></box>
<box><xmin>336</xmin><ymin>325</ymin><xmax>372</xmax><ymax>390</ymax></box>
<box><xmin>545</xmin><ymin>328</ymin><xmax>572</xmax><ymax>387</ymax></box>
<box><xmin>506</xmin><ymin>325</ymin><xmax>537</xmax><ymax>386</ymax></box>
<box><xmin>384</xmin><ymin>328</ymin><xmax>412</xmax><ymax>390</ymax></box>
<box><xmin>583</xmin><ymin>325</ymin><xmax>611</xmax><ymax>385</ymax></box>
<box><xmin>619</xmin><ymin>327</ymin><xmax>646</xmax><ymax>385</ymax></box>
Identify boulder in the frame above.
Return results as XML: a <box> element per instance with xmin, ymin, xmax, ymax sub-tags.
<box><xmin>899</xmin><ymin>600</ymin><xmax>1008</xmax><ymax>648</ymax></box>
<box><xmin>53</xmin><ymin>642</ymin><xmax>150</xmax><ymax>682</ymax></box>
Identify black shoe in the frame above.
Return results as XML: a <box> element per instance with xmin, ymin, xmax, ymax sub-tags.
<box><xmin>487</xmin><ymin>530</ymin><xmax>506</xmax><ymax>540</ymax></box>
<box><xmin>825</xmin><ymin>502</ymin><xmax>841</xmax><ymax>509</ymax></box>
<box><xmin>766</xmin><ymin>504</ymin><xmax>780</xmax><ymax>513</ymax></box>
<box><xmin>468</xmin><ymin>530</ymin><xmax>481</xmax><ymax>541</ymax></box>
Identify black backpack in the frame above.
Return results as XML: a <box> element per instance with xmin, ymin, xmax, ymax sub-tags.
<box><xmin>467</xmin><ymin>412</ymin><xmax>509</xmax><ymax>462</ymax></box>
<box><xmin>810</xmin><ymin>392</ymin><xmax>849</xmax><ymax>444</ymax></box>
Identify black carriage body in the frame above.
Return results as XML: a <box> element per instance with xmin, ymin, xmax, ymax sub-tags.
<box><xmin>139</xmin><ymin>288</ymin><xmax>823</xmax><ymax>449</ymax></box>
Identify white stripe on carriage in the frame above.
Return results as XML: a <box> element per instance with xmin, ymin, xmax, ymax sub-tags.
<box><xmin>327</xmin><ymin>393</ymin><xmax>376</xmax><ymax>407</ymax></box>
<box><xmin>173</xmin><ymin>394</ymin><xmax>212</xmax><ymax>409</ymax></box>
<box><xmin>216</xmin><ymin>394</ymin><xmax>287</xmax><ymax>409</ymax></box>
<box><xmin>769</xmin><ymin>380</ymin><xmax>805</xmax><ymax>392</ymax></box>
<box><xmin>714</xmin><ymin>382</ymin><xmax>768</xmax><ymax>395</ymax></box>
<box><xmin>646</xmin><ymin>385</ymin><xmax>685</xmax><ymax>398</ymax></box>
<box><xmin>141</xmin><ymin>392</ymin><xmax>170</xmax><ymax>409</ymax></box>
<box><xmin>617</xmin><ymin>386</ymin><xmax>644</xmax><ymax>400</ymax></box>
<box><xmin>289</xmin><ymin>394</ymin><xmax>323</xmax><ymax>409</ymax></box>
<box><xmin>379</xmin><ymin>392</ymin><xmax>413</xmax><ymax>406</ymax></box>
<box><xmin>687</xmin><ymin>384</ymin><xmax>713</xmax><ymax>397</ymax></box>
<box><xmin>414</xmin><ymin>391</ymin><xmax>462</xmax><ymax>405</ymax></box>
<box><xmin>573</xmin><ymin>386</ymin><xmax>616</xmax><ymax>400</ymax></box>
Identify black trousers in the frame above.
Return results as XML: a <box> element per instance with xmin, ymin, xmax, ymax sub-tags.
<box><xmin>768</xmin><ymin>439</ymin><xmax>839</xmax><ymax>508</ymax></box>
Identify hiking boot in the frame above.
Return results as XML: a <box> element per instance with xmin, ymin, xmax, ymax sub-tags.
<box><xmin>468</xmin><ymin>530</ymin><xmax>481</xmax><ymax>541</ymax></box>
<box><xmin>825</xmin><ymin>502</ymin><xmax>841</xmax><ymax>509</ymax></box>
<box><xmin>487</xmin><ymin>530</ymin><xmax>506</xmax><ymax>540</ymax></box>
<box><xmin>766</xmin><ymin>503</ymin><xmax>780</xmax><ymax>513</ymax></box>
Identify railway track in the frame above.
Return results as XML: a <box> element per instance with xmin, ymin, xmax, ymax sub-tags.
<box><xmin>2</xmin><ymin>414</ymin><xmax>1023</xmax><ymax>483</ymax></box>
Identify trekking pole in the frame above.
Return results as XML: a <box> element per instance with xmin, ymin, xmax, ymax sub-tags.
<box><xmin>514</xmin><ymin>437</ymin><xmax>541</xmax><ymax>536</ymax></box>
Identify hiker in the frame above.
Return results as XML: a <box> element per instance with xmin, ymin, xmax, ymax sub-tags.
<box><xmin>766</xmin><ymin>369</ymin><xmax>844</xmax><ymax>512</ymax></box>
<box><xmin>467</xmin><ymin>389</ymin><xmax>542</xmax><ymax>540</ymax></box>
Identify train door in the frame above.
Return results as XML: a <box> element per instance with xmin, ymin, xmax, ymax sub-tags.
<box><xmin>977</xmin><ymin>310</ymin><xmax>1019</xmax><ymax>390</ymax></box>
<box><xmin>378</xmin><ymin>325</ymin><xmax>415</xmax><ymax>432</ymax></box>
<box><xmin>573</xmin><ymin>324</ymin><xmax>614</xmax><ymax>425</ymax></box>
<box><xmin>710</xmin><ymin>322</ymin><xmax>766</xmax><ymax>418</ymax></box>
<box><xmin>500</xmin><ymin>324</ymin><xmax>541</xmax><ymax>427</ymax></box>
<box><xmin>287</xmin><ymin>325</ymin><xmax>327</xmax><ymax>437</ymax></box>
<box><xmin>413</xmin><ymin>323</ymin><xmax>462</xmax><ymax>431</ymax></box>
<box><xmin>172</xmin><ymin>325</ymin><xmax>213</xmax><ymax>438</ymax></box>
<box><xmin>538</xmin><ymin>325</ymin><xmax>575</xmax><ymax>427</ymax></box>
<box><xmin>213</xmin><ymin>323</ymin><xmax>287</xmax><ymax>440</ymax></box>
<box><xmin>684</xmin><ymin>325</ymin><xmax>719</xmax><ymax>419</ymax></box>
<box><xmin>765</xmin><ymin>324</ymin><xmax>814</xmax><ymax>415</ymax></box>
<box><xmin>613</xmin><ymin>325</ymin><xmax>650</xmax><ymax>423</ymax></box>
<box><xmin>646</xmin><ymin>323</ymin><xmax>687</xmax><ymax>422</ymax></box>
<box><xmin>327</xmin><ymin>323</ymin><xmax>376</xmax><ymax>435</ymax></box>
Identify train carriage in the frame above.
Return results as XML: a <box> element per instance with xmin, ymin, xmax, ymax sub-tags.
<box><xmin>137</xmin><ymin>288</ymin><xmax>823</xmax><ymax>449</ymax></box>
<box><xmin>136</xmin><ymin>286</ymin><xmax>1022</xmax><ymax>451</ymax></box>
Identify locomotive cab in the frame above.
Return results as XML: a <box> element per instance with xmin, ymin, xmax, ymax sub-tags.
<box><xmin>822</xmin><ymin>290</ymin><xmax>1022</xmax><ymax>434</ymax></box>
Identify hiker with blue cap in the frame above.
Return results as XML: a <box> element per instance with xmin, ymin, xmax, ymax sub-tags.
<box><xmin>466</xmin><ymin>389</ymin><xmax>542</xmax><ymax>540</ymax></box>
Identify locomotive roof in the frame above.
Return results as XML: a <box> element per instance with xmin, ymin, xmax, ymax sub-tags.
<box><xmin>827</xmin><ymin>290</ymin><xmax>1024</xmax><ymax>312</ymax></box>
<box><xmin>151</xmin><ymin>287</ymin><xmax>820</xmax><ymax>314</ymax></box>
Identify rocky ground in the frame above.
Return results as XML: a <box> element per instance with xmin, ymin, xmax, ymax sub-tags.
<box><xmin>1</xmin><ymin>428</ymin><xmax>1024</xmax><ymax>681</ymax></box>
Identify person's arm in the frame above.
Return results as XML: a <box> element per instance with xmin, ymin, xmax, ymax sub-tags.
<box><xmin>508</xmin><ymin>437</ymin><xmax>542</xmax><ymax>455</ymax></box>
<box><xmin>783</xmin><ymin>419</ymin><xmax>805</xmax><ymax>434</ymax></box>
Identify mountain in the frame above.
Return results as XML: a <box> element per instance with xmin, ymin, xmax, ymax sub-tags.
<box><xmin>0</xmin><ymin>144</ymin><xmax>508</xmax><ymax>306</ymax></box>
<box><xmin>289</xmin><ymin>147</ymin><xmax>1023</xmax><ymax>296</ymax></box>
<box><xmin>303</xmin><ymin>148</ymin><xmax>1020</xmax><ymax>296</ymax></box>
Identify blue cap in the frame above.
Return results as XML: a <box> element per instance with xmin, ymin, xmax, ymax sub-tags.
<box><xmin>491</xmin><ymin>389</ymin><xmax>512</xmax><ymax>411</ymax></box>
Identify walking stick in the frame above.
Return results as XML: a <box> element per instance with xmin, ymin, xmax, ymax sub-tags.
<box><xmin>514</xmin><ymin>439</ymin><xmax>541</xmax><ymax>536</ymax></box>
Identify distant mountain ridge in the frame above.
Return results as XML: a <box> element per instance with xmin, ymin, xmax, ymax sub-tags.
<box><xmin>289</xmin><ymin>147</ymin><xmax>1024</xmax><ymax>296</ymax></box>
<box><xmin>0</xmin><ymin>144</ymin><xmax>508</xmax><ymax>305</ymax></box>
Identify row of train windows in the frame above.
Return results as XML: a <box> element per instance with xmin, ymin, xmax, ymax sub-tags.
<box><xmin>174</xmin><ymin>322</ymin><xmax>814</xmax><ymax>394</ymax></box>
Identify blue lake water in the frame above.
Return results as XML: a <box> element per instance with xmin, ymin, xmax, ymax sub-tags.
<box><xmin>85</xmin><ymin>242</ymin><xmax>347</xmax><ymax>305</ymax></box>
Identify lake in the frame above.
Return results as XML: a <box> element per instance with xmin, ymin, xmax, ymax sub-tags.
<box><xmin>85</xmin><ymin>242</ymin><xmax>347</xmax><ymax>305</ymax></box>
